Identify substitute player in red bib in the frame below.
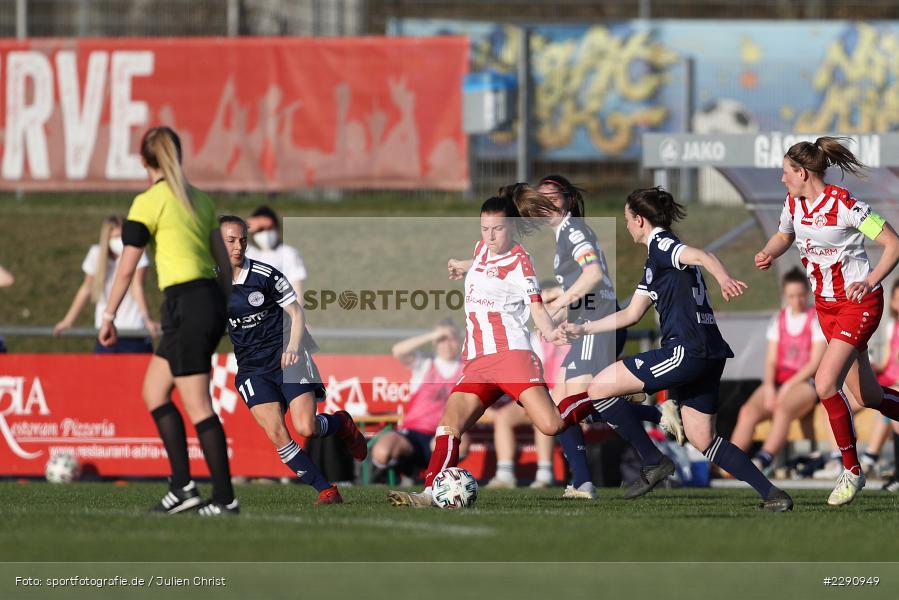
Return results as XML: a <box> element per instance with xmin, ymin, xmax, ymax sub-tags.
<box><xmin>387</xmin><ymin>184</ymin><xmax>582</xmax><ymax>508</ymax></box>
<box><xmin>755</xmin><ymin>136</ymin><xmax>899</xmax><ymax>505</ymax></box>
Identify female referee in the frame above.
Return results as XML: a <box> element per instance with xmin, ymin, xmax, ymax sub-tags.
<box><xmin>387</xmin><ymin>184</ymin><xmax>591</xmax><ymax>508</ymax></box>
<box><xmin>558</xmin><ymin>187</ymin><xmax>792</xmax><ymax>511</ymax></box>
<box><xmin>99</xmin><ymin>126</ymin><xmax>237</xmax><ymax>516</ymax></box>
<box><xmin>754</xmin><ymin>136</ymin><xmax>899</xmax><ymax>505</ymax></box>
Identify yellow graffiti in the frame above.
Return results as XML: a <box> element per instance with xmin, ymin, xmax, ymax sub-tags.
<box><xmin>472</xmin><ymin>25</ymin><xmax>677</xmax><ymax>155</ymax></box>
<box><xmin>795</xmin><ymin>23</ymin><xmax>899</xmax><ymax>133</ymax></box>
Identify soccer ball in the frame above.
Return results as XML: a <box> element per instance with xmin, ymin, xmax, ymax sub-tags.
<box><xmin>45</xmin><ymin>453</ymin><xmax>81</xmax><ymax>484</ymax></box>
<box><xmin>431</xmin><ymin>467</ymin><xmax>478</xmax><ymax>509</ymax></box>
<box><xmin>692</xmin><ymin>98</ymin><xmax>758</xmax><ymax>134</ymax></box>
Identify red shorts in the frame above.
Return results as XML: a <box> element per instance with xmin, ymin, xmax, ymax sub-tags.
<box><xmin>815</xmin><ymin>287</ymin><xmax>883</xmax><ymax>351</ymax></box>
<box><xmin>451</xmin><ymin>350</ymin><xmax>547</xmax><ymax>408</ymax></box>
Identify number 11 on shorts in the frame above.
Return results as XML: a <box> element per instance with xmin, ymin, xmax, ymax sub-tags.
<box><xmin>238</xmin><ymin>379</ymin><xmax>255</xmax><ymax>402</ymax></box>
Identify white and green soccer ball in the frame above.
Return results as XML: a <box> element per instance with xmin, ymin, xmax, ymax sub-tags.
<box><xmin>431</xmin><ymin>467</ymin><xmax>478</xmax><ymax>509</ymax></box>
<box><xmin>45</xmin><ymin>453</ymin><xmax>81</xmax><ymax>484</ymax></box>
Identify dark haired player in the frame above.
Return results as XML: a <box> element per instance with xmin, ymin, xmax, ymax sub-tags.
<box><xmin>558</xmin><ymin>187</ymin><xmax>792</xmax><ymax>511</ymax></box>
<box><xmin>219</xmin><ymin>215</ymin><xmax>368</xmax><ymax>507</ymax></box>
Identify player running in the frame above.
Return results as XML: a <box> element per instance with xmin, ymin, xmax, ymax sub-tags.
<box><xmin>540</xmin><ymin>174</ymin><xmax>683</xmax><ymax>499</ymax></box>
<box><xmin>219</xmin><ymin>216</ymin><xmax>368</xmax><ymax>506</ymax></box>
<box><xmin>558</xmin><ymin>187</ymin><xmax>792</xmax><ymax>511</ymax></box>
<box><xmin>754</xmin><ymin>136</ymin><xmax>899</xmax><ymax>505</ymax></box>
<box><xmin>387</xmin><ymin>184</ymin><xmax>592</xmax><ymax>508</ymax></box>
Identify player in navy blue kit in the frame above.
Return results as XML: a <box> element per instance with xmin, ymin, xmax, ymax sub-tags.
<box><xmin>558</xmin><ymin>187</ymin><xmax>792</xmax><ymax>511</ymax></box>
<box><xmin>219</xmin><ymin>216</ymin><xmax>368</xmax><ymax>506</ymax></box>
<box><xmin>539</xmin><ymin>175</ymin><xmax>682</xmax><ymax>500</ymax></box>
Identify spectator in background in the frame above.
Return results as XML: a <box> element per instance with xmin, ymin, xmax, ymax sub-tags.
<box><xmin>485</xmin><ymin>284</ymin><xmax>569</xmax><ymax>489</ymax></box>
<box><xmin>868</xmin><ymin>280</ymin><xmax>899</xmax><ymax>491</ymax></box>
<box><xmin>730</xmin><ymin>267</ymin><xmax>825</xmax><ymax>474</ymax></box>
<box><xmin>54</xmin><ymin>215</ymin><xmax>157</xmax><ymax>353</ymax></box>
<box><xmin>370</xmin><ymin>319</ymin><xmax>464</xmax><ymax>483</ymax></box>
<box><xmin>0</xmin><ymin>263</ymin><xmax>12</xmax><ymax>352</ymax></box>
<box><xmin>246</xmin><ymin>206</ymin><xmax>307</xmax><ymax>298</ymax></box>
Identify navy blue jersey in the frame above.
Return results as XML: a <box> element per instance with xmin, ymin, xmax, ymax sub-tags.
<box><xmin>553</xmin><ymin>215</ymin><xmax>617</xmax><ymax>323</ymax></box>
<box><xmin>635</xmin><ymin>229</ymin><xmax>733</xmax><ymax>359</ymax></box>
<box><xmin>227</xmin><ymin>259</ymin><xmax>304</xmax><ymax>374</ymax></box>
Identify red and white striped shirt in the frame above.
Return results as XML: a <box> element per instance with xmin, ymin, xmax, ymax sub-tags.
<box><xmin>461</xmin><ymin>241</ymin><xmax>542</xmax><ymax>360</ymax></box>
<box><xmin>778</xmin><ymin>184</ymin><xmax>876</xmax><ymax>300</ymax></box>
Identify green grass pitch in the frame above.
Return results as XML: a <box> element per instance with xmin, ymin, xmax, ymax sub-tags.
<box><xmin>2</xmin><ymin>481</ymin><xmax>898</xmax><ymax>563</ymax></box>
<box><xmin>3</xmin><ymin>481</ymin><xmax>898</xmax><ymax>600</ymax></box>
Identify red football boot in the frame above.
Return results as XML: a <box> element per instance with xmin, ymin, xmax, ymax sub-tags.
<box><xmin>335</xmin><ymin>410</ymin><xmax>368</xmax><ymax>461</ymax></box>
<box><xmin>316</xmin><ymin>485</ymin><xmax>344</xmax><ymax>505</ymax></box>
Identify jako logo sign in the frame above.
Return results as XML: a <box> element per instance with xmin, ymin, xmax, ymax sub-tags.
<box><xmin>0</xmin><ymin>376</ymin><xmax>49</xmax><ymax>459</ymax></box>
<box><xmin>659</xmin><ymin>137</ymin><xmax>727</xmax><ymax>164</ymax></box>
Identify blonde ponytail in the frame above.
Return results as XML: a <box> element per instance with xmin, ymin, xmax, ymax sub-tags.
<box><xmin>91</xmin><ymin>215</ymin><xmax>124</xmax><ymax>303</ymax></box>
<box><xmin>140</xmin><ymin>126</ymin><xmax>195</xmax><ymax>217</ymax></box>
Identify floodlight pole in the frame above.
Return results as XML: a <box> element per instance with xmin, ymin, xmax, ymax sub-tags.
<box><xmin>516</xmin><ymin>26</ymin><xmax>532</xmax><ymax>184</ymax></box>
<box><xmin>16</xmin><ymin>0</ymin><xmax>27</xmax><ymax>39</ymax></box>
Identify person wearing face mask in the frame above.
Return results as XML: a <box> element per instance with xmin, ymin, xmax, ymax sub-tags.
<box><xmin>245</xmin><ymin>205</ymin><xmax>307</xmax><ymax>299</ymax></box>
<box><xmin>53</xmin><ymin>215</ymin><xmax>157</xmax><ymax>352</ymax></box>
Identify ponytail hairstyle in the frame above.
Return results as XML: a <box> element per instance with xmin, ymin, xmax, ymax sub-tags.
<box><xmin>140</xmin><ymin>126</ymin><xmax>194</xmax><ymax>217</ymax></box>
<box><xmin>538</xmin><ymin>174</ymin><xmax>586</xmax><ymax>218</ymax></box>
<box><xmin>785</xmin><ymin>136</ymin><xmax>866</xmax><ymax>180</ymax></box>
<box><xmin>91</xmin><ymin>215</ymin><xmax>124</xmax><ymax>303</ymax></box>
<box><xmin>481</xmin><ymin>182</ymin><xmax>560</xmax><ymax>237</ymax></box>
<box><xmin>781</xmin><ymin>266</ymin><xmax>810</xmax><ymax>291</ymax></box>
<box><xmin>625</xmin><ymin>187</ymin><xmax>686</xmax><ymax>229</ymax></box>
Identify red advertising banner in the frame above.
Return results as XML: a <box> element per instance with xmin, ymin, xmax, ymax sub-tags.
<box><xmin>0</xmin><ymin>353</ymin><xmax>412</xmax><ymax>478</ymax></box>
<box><xmin>0</xmin><ymin>37</ymin><xmax>468</xmax><ymax>191</ymax></box>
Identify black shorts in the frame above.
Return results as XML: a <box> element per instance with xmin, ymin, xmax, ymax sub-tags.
<box><xmin>562</xmin><ymin>327</ymin><xmax>627</xmax><ymax>379</ymax></box>
<box><xmin>156</xmin><ymin>279</ymin><xmax>226</xmax><ymax>376</ymax></box>
<box><xmin>621</xmin><ymin>345</ymin><xmax>726</xmax><ymax>415</ymax></box>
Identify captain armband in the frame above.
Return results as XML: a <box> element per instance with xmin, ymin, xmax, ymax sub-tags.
<box><xmin>858</xmin><ymin>211</ymin><xmax>886</xmax><ymax>241</ymax></box>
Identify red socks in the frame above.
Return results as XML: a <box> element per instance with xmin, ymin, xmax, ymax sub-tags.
<box><xmin>820</xmin><ymin>391</ymin><xmax>860</xmax><ymax>474</ymax></box>
<box><xmin>557</xmin><ymin>392</ymin><xmax>593</xmax><ymax>426</ymax></box>
<box><xmin>424</xmin><ymin>430</ymin><xmax>460</xmax><ymax>488</ymax></box>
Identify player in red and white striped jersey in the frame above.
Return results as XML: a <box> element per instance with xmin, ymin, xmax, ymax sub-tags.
<box><xmin>755</xmin><ymin>136</ymin><xmax>899</xmax><ymax>506</ymax></box>
<box><xmin>387</xmin><ymin>184</ymin><xmax>590</xmax><ymax>508</ymax></box>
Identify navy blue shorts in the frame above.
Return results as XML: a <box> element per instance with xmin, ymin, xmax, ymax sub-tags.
<box><xmin>396</xmin><ymin>429</ymin><xmax>434</xmax><ymax>472</ymax></box>
<box><xmin>563</xmin><ymin>328</ymin><xmax>627</xmax><ymax>379</ymax></box>
<box><xmin>235</xmin><ymin>351</ymin><xmax>326</xmax><ymax>410</ymax></box>
<box><xmin>621</xmin><ymin>345</ymin><xmax>726</xmax><ymax>415</ymax></box>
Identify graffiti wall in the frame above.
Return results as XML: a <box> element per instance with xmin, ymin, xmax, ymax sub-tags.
<box><xmin>391</xmin><ymin>19</ymin><xmax>899</xmax><ymax>160</ymax></box>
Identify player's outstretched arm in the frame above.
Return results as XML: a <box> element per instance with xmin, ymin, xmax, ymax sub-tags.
<box><xmin>561</xmin><ymin>293</ymin><xmax>652</xmax><ymax>342</ymax></box>
<box><xmin>678</xmin><ymin>246</ymin><xmax>747</xmax><ymax>302</ymax></box>
<box><xmin>754</xmin><ymin>232</ymin><xmax>794</xmax><ymax>271</ymax></box>
<box><xmin>281</xmin><ymin>300</ymin><xmax>306</xmax><ymax>368</ymax></box>
<box><xmin>447</xmin><ymin>258</ymin><xmax>473</xmax><ymax>280</ymax></box>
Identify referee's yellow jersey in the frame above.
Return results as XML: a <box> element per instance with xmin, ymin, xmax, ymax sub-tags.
<box><xmin>127</xmin><ymin>180</ymin><xmax>218</xmax><ymax>290</ymax></box>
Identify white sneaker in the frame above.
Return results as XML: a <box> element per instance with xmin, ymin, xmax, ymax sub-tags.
<box><xmin>659</xmin><ymin>400</ymin><xmax>686</xmax><ymax>446</ymax></box>
<box><xmin>827</xmin><ymin>469</ymin><xmax>865</xmax><ymax>506</ymax></box>
<box><xmin>387</xmin><ymin>489</ymin><xmax>434</xmax><ymax>508</ymax></box>
<box><xmin>813</xmin><ymin>459</ymin><xmax>844</xmax><ymax>480</ymax></box>
<box><xmin>562</xmin><ymin>481</ymin><xmax>596</xmax><ymax>499</ymax></box>
<box><xmin>485</xmin><ymin>475</ymin><xmax>516</xmax><ymax>489</ymax></box>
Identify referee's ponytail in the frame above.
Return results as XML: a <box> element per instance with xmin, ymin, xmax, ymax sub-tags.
<box><xmin>481</xmin><ymin>182</ymin><xmax>559</xmax><ymax>236</ymax></box>
<box><xmin>625</xmin><ymin>187</ymin><xmax>686</xmax><ymax>229</ymax></box>
<box><xmin>140</xmin><ymin>126</ymin><xmax>194</xmax><ymax>218</ymax></box>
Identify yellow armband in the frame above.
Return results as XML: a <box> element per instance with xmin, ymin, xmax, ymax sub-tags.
<box><xmin>859</xmin><ymin>212</ymin><xmax>886</xmax><ymax>240</ymax></box>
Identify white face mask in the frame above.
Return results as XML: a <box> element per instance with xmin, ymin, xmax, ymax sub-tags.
<box><xmin>109</xmin><ymin>237</ymin><xmax>124</xmax><ymax>256</ymax></box>
<box><xmin>253</xmin><ymin>230</ymin><xmax>279</xmax><ymax>251</ymax></box>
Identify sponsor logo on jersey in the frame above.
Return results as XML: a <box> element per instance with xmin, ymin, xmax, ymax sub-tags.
<box><xmin>248</xmin><ymin>291</ymin><xmax>265</xmax><ymax>307</ymax></box>
<box><xmin>568</xmin><ymin>230</ymin><xmax>586</xmax><ymax>245</ymax></box>
<box><xmin>229</xmin><ymin>309</ymin><xmax>270</xmax><ymax>329</ymax></box>
<box><xmin>813</xmin><ymin>214</ymin><xmax>828</xmax><ymax>229</ymax></box>
<box><xmin>800</xmin><ymin>239</ymin><xmax>838</xmax><ymax>257</ymax></box>
<box><xmin>486</xmin><ymin>266</ymin><xmax>498</xmax><ymax>278</ymax></box>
